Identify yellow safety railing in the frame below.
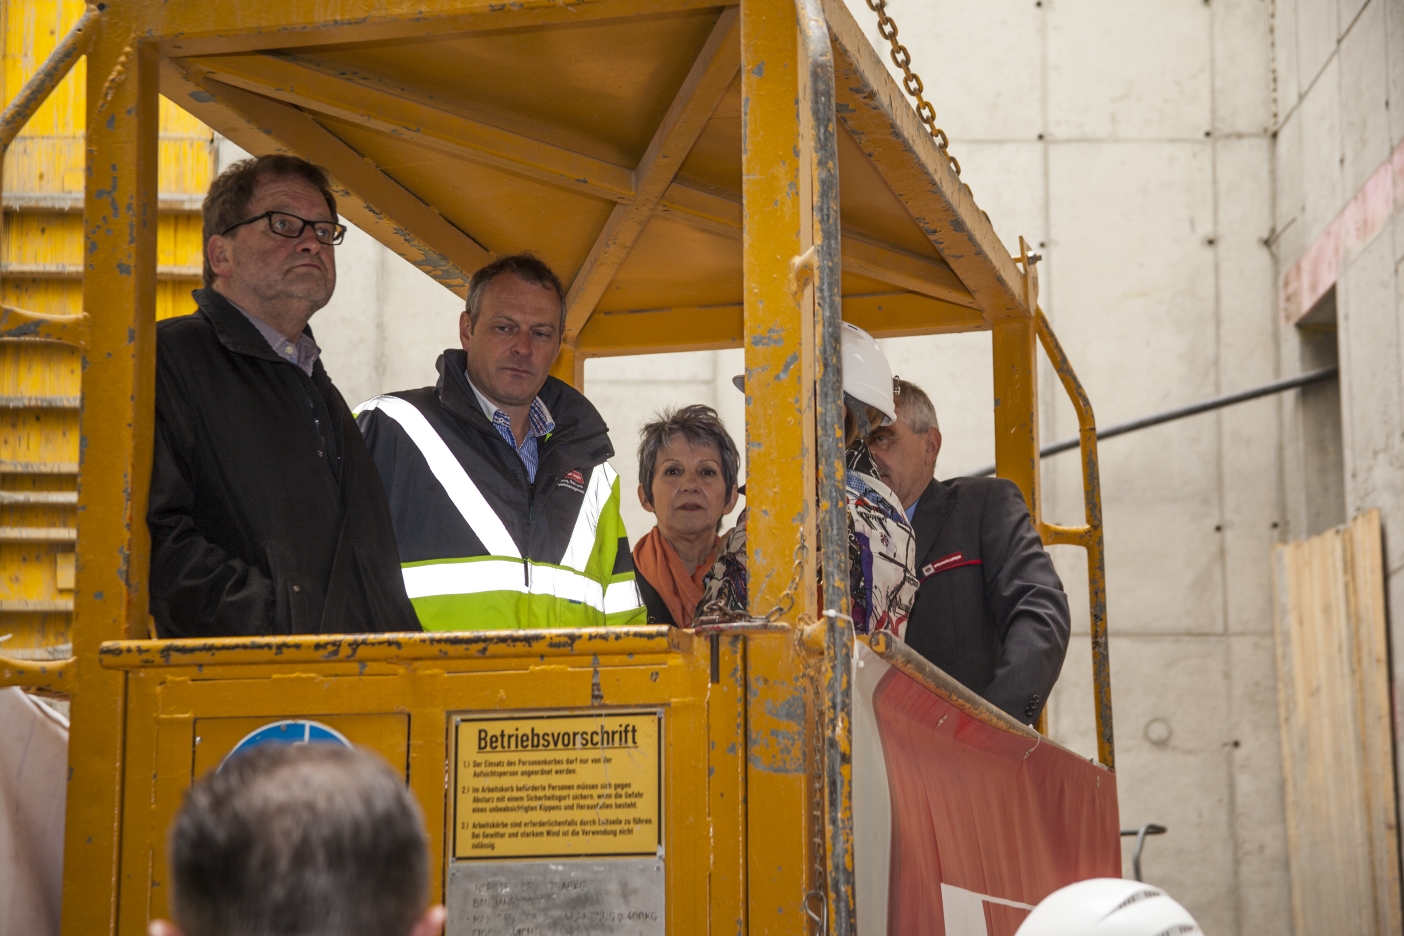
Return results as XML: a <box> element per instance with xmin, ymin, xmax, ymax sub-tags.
<box><xmin>1034</xmin><ymin>307</ymin><xmax>1114</xmax><ymax>770</ymax></box>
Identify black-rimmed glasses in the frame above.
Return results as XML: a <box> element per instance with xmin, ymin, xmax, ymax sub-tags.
<box><xmin>221</xmin><ymin>211</ymin><xmax>347</xmax><ymax>246</ymax></box>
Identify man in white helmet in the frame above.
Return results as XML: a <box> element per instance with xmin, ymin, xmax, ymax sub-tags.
<box><xmin>698</xmin><ymin>324</ymin><xmax>918</xmax><ymax>633</ymax></box>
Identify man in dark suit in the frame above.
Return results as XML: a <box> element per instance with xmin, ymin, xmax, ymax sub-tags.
<box><xmin>865</xmin><ymin>379</ymin><xmax>1069</xmax><ymax>724</ymax></box>
<box><xmin>147</xmin><ymin>154</ymin><xmax>420</xmax><ymax>637</ymax></box>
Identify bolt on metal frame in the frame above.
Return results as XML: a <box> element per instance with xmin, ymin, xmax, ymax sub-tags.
<box><xmin>0</xmin><ymin>1</ymin><xmax>1117</xmax><ymax>933</ymax></box>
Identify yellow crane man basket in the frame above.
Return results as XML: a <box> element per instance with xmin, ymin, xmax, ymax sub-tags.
<box><xmin>0</xmin><ymin>1</ymin><xmax>1117</xmax><ymax>934</ymax></box>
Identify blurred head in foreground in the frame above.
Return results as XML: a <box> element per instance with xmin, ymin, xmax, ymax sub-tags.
<box><xmin>149</xmin><ymin>743</ymin><xmax>446</xmax><ymax>936</ymax></box>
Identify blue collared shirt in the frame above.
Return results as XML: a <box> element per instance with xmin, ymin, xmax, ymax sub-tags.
<box><xmin>467</xmin><ymin>375</ymin><xmax>555</xmax><ymax>483</ymax></box>
<box><xmin>235</xmin><ymin>305</ymin><xmax>321</xmax><ymax>376</ymax></box>
<box><xmin>905</xmin><ymin>498</ymin><xmax>919</xmax><ymax>522</ymax></box>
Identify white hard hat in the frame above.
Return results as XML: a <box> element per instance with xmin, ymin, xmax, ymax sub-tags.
<box><xmin>840</xmin><ymin>322</ymin><xmax>895</xmax><ymax>426</ymax></box>
<box><xmin>1015</xmin><ymin>879</ymin><xmax>1202</xmax><ymax>936</ymax></box>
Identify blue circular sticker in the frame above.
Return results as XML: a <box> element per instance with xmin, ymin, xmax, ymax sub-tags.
<box><xmin>219</xmin><ymin>719</ymin><xmax>353</xmax><ymax>772</ymax></box>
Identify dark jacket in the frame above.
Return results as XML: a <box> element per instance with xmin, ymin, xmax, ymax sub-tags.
<box><xmin>904</xmin><ymin>476</ymin><xmax>1070</xmax><ymax>723</ymax></box>
<box><xmin>354</xmin><ymin>351</ymin><xmax>643</xmax><ymax>631</ymax></box>
<box><xmin>147</xmin><ymin>289</ymin><xmax>420</xmax><ymax>637</ymax></box>
<box><xmin>635</xmin><ymin>572</ymin><xmax>675</xmax><ymax>625</ymax></box>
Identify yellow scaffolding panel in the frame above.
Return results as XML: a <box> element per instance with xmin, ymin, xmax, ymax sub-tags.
<box><xmin>0</xmin><ymin>0</ymin><xmax>213</xmax><ymax>663</ymax></box>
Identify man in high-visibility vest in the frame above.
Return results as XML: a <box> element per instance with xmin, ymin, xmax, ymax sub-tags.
<box><xmin>356</xmin><ymin>253</ymin><xmax>645</xmax><ymax>630</ymax></box>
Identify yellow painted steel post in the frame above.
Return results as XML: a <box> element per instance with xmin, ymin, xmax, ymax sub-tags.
<box><xmin>61</xmin><ymin>12</ymin><xmax>160</xmax><ymax>935</ymax></box>
<box><xmin>550</xmin><ymin>339</ymin><xmax>584</xmax><ymax>390</ymax></box>
<box><xmin>991</xmin><ymin>238</ymin><xmax>1040</xmax><ymax>524</ymax></box>
<box><xmin>741</xmin><ymin>0</ymin><xmax>818</xmax><ymax>930</ymax></box>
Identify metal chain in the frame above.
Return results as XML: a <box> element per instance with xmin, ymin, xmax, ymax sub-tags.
<box><xmin>863</xmin><ymin>0</ymin><xmax>962</xmax><ymax>177</ymax></box>
<box><xmin>764</xmin><ymin>529</ymin><xmax>810</xmax><ymax>623</ymax></box>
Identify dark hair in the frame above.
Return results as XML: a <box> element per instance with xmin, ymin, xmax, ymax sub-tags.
<box><xmin>167</xmin><ymin>743</ymin><xmax>428</xmax><ymax>936</ymax></box>
<box><xmin>202</xmin><ymin>155</ymin><xmax>338</xmax><ymax>288</ymax></box>
<box><xmin>464</xmin><ymin>252</ymin><xmax>567</xmax><ymax>332</ymax></box>
<box><xmin>637</xmin><ymin>405</ymin><xmax>740</xmax><ymax>509</ymax></box>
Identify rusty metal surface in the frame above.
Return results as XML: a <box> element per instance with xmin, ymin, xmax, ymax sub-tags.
<box><xmin>99</xmin><ymin>627</ymin><xmax>678</xmax><ymax>668</ymax></box>
<box><xmin>1034</xmin><ymin>308</ymin><xmax>1113</xmax><ymax>771</ymax></box>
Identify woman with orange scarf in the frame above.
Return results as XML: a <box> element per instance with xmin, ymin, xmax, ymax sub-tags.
<box><xmin>632</xmin><ymin>405</ymin><xmax>741</xmax><ymax>627</ymax></box>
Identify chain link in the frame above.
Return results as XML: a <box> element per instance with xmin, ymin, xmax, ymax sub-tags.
<box><xmin>863</xmin><ymin>0</ymin><xmax>962</xmax><ymax>177</ymax></box>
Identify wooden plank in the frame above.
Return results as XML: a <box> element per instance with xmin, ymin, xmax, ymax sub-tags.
<box><xmin>1348</xmin><ymin>511</ymin><xmax>1404</xmax><ymax>936</ymax></box>
<box><xmin>1272</xmin><ymin>512</ymin><xmax>1402</xmax><ymax>936</ymax></box>
<box><xmin>563</xmin><ymin>8</ymin><xmax>740</xmax><ymax>339</ymax></box>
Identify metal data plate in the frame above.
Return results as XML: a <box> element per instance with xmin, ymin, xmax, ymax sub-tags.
<box><xmin>446</xmin><ymin>859</ymin><xmax>665</xmax><ymax>936</ymax></box>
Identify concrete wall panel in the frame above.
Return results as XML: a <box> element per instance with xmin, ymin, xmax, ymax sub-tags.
<box><xmin>1214</xmin><ymin>137</ymin><xmax>1282</xmax><ymax>637</ymax></box>
<box><xmin>1226</xmin><ymin>633</ymin><xmax>1294</xmax><ymax>936</ymax></box>
<box><xmin>1047</xmin><ymin>0</ymin><xmax>1211</xmax><ymax>140</ymax></box>
<box><xmin>1296</xmin><ymin>0</ymin><xmax>1340</xmax><ymax>92</ymax></box>
<box><xmin>1388</xmin><ymin>0</ymin><xmax>1404</xmax><ymax>147</ymax></box>
<box><xmin>1339</xmin><ymin>0</ymin><xmax>1392</xmax><ymax>197</ymax></box>
<box><xmin>840</xmin><ymin>0</ymin><xmax>1043</xmax><ymax>142</ymax></box>
<box><xmin>1274</xmin><ymin>0</ymin><xmax>1302</xmax><ymax>122</ymax></box>
<box><xmin>1339</xmin><ymin>0</ymin><xmax>1373</xmax><ymax>33</ymax></box>
<box><xmin>1101</xmin><ymin>636</ymin><xmax>1236</xmax><ymax>934</ymax></box>
<box><xmin>1213</xmin><ymin>0</ymin><xmax>1275</xmax><ymax>135</ymax></box>
<box><xmin>1272</xmin><ymin>109</ymin><xmax>1307</xmax><ymax>266</ymax></box>
<box><xmin>1298</xmin><ymin>56</ymin><xmax>1343</xmax><ymax>246</ymax></box>
<box><xmin>1338</xmin><ymin>230</ymin><xmax>1403</xmax><ymax>519</ymax></box>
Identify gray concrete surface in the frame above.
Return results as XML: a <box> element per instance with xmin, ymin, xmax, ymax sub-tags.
<box><xmin>1274</xmin><ymin>10</ymin><xmax>1404</xmax><ymax>935</ymax></box>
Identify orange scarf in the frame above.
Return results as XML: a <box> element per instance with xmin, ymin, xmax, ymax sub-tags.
<box><xmin>632</xmin><ymin>527</ymin><xmax>720</xmax><ymax>627</ymax></box>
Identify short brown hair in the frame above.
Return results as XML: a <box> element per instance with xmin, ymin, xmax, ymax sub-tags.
<box><xmin>465</xmin><ymin>252</ymin><xmax>566</xmax><ymax>332</ymax></box>
<box><xmin>202</xmin><ymin>155</ymin><xmax>338</xmax><ymax>288</ymax></box>
<box><xmin>168</xmin><ymin>743</ymin><xmax>428</xmax><ymax>936</ymax></box>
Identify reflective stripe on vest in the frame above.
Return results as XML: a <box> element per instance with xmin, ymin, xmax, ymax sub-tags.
<box><xmin>402</xmin><ymin>559</ymin><xmax>610</xmax><ymax>610</ymax></box>
<box><xmin>359</xmin><ymin>395</ymin><xmax>520</xmax><ymax>559</ymax></box>
<box><xmin>560</xmin><ymin>463</ymin><xmax>616</xmax><ymax>571</ymax></box>
<box><xmin>363</xmin><ymin>395</ymin><xmax>637</xmax><ymax>614</ymax></box>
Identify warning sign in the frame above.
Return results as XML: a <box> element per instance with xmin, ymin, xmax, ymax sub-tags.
<box><xmin>452</xmin><ymin>711</ymin><xmax>662</xmax><ymax>860</ymax></box>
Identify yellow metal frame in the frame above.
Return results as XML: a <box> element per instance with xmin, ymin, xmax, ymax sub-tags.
<box><xmin>0</xmin><ymin>2</ymin><xmax>1116</xmax><ymax>933</ymax></box>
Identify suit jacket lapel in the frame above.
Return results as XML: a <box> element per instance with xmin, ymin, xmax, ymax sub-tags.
<box><xmin>913</xmin><ymin>477</ymin><xmax>957</xmax><ymax>565</ymax></box>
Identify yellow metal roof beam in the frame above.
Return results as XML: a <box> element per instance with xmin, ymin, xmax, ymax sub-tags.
<box><xmin>145</xmin><ymin>0</ymin><xmax>729</xmax><ymax>58</ymax></box>
<box><xmin>183</xmin><ymin>52</ymin><xmax>636</xmax><ymax>202</ymax></box>
<box><xmin>820</xmin><ymin>0</ymin><xmax>1029</xmax><ymax>322</ymax></box>
<box><xmin>654</xmin><ymin>184</ymin><xmax>978</xmax><ymax>309</ymax></box>
<box><xmin>563</xmin><ymin>7</ymin><xmax>740</xmax><ymax>339</ymax></box>
<box><xmin>576</xmin><ymin>292</ymin><xmax>985</xmax><ymax>357</ymax></box>
<box><xmin>163</xmin><ymin>62</ymin><xmax>492</xmax><ymax>295</ymax></box>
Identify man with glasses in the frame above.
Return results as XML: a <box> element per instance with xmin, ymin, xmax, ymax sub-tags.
<box><xmin>147</xmin><ymin>154</ymin><xmax>419</xmax><ymax>637</ymax></box>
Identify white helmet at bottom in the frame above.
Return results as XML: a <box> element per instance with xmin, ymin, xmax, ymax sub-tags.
<box><xmin>840</xmin><ymin>322</ymin><xmax>895</xmax><ymax>426</ymax></box>
<box><xmin>1014</xmin><ymin>878</ymin><xmax>1203</xmax><ymax>936</ymax></box>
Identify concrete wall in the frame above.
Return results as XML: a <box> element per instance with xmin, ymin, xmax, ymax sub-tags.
<box><xmin>845</xmin><ymin>2</ymin><xmax>1288</xmax><ymax>931</ymax></box>
<box><xmin>1272</xmin><ymin>0</ymin><xmax>1404</xmax><ymax>908</ymax></box>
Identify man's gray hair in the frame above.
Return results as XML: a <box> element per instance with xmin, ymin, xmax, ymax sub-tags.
<box><xmin>637</xmin><ymin>405</ymin><xmax>740</xmax><ymax>507</ymax></box>
<box><xmin>167</xmin><ymin>743</ymin><xmax>428</xmax><ymax>936</ymax></box>
<box><xmin>465</xmin><ymin>252</ymin><xmax>566</xmax><ymax>332</ymax></box>
<box><xmin>894</xmin><ymin>378</ymin><xmax>939</xmax><ymax>434</ymax></box>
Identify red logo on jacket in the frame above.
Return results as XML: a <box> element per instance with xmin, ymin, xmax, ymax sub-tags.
<box><xmin>559</xmin><ymin>469</ymin><xmax>586</xmax><ymax>494</ymax></box>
